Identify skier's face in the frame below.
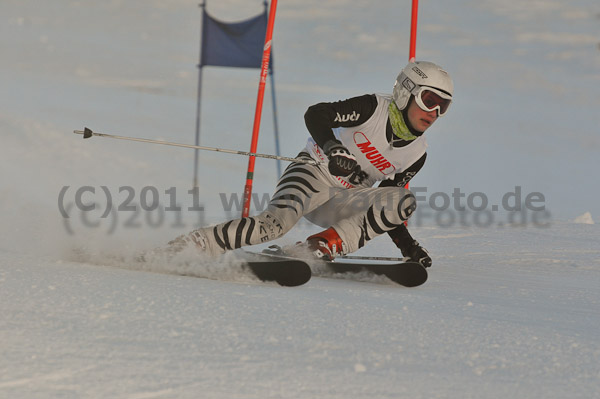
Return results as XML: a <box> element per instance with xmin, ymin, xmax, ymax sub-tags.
<box><xmin>407</xmin><ymin>98</ymin><xmax>438</xmax><ymax>133</ymax></box>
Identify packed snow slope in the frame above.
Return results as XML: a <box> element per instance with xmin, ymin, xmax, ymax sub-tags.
<box><xmin>1</xmin><ymin>224</ymin><xmax>599</xmax><ymax>399</ymax></box>
<box><xmin>1</xmin><ymin>0</ymin><xmax>599</xmax><ymax>398</ymax></box>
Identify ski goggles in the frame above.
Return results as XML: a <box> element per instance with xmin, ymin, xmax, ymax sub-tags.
<box><xmin>412</xmin><ymin>86</ymin><xmax>452</xmax><ymax>116</ymax></box>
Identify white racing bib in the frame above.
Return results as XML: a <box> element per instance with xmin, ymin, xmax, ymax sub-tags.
<box><xmin>305</xmin><ymin>94</ymin><xmax>427</xmax><ymax>188</ymax></box>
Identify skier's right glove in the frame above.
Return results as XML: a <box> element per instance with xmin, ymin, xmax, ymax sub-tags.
<box><xmin>401</xmin><ymin>240</ymin><xmax>432</xmax><ymax>268</ymax></box>
<box><xmin>322</xmin><ymin>140</ymin><xmax>357</xmax><ymax>177</ymax></box>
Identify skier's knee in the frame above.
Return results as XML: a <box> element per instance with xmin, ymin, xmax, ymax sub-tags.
<box><xmin>264</xmin><ymin>206</ymin><xmax>302</xmax><ymax>236</ymax></box>
<box><xmin>256</xmin><ymin>210</ymin><xmax>297</xmax><ymax>241</ymax></box>
<box><xmin>398</xmin><ymin>192</ymin><xmax>417</xmax><ymax>221</ymax></box>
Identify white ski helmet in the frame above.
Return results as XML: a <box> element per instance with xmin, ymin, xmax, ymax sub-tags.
<box><xmin>393</xmin><ymin>61</ymin><xmax>454</xmax><ymax>112</ymax></box>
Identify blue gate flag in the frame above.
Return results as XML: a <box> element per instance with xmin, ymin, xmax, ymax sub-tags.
<box><xmin>193</xmin><ymin>3</ymin><xmax>281</xmax><ymax>189</ymax></box>
<box><xmin>200</xmin><ymin>8</ymin><xmax>272</xmax><ymax>71</ymax></box>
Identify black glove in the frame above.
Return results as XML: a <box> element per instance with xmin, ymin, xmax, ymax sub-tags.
<box><xmin>401</xmin><ymin>240</ymin><xmax>432</xmax><ymax>268</ymax></box>
<box><xmin>322</xmin><ymin>141</ymin><xmax>357</xmax><ymax>177</ymax></box>
<box><xmin>388</xmin><ymin>225</ymin><xmax>432</xmax><ymax>267</ymax></box>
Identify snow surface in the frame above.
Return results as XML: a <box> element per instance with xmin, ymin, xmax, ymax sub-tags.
<box><xmin>1</xmin><ymin>224</ymin><xmax>599</xmax><ymax>398</ymax></box>
<box><xmin>1</xmin><ymin>0</ymin><xmax>600</xmax><ymax>398</ymax></box>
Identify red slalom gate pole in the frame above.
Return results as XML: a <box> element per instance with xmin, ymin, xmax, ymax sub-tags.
<box><xmin>242</xmin><ymin>0</ymin><xmax>278</xmax><ymax>218</ymax></box>
<box><xmin>408</xmin><ymin>0</ymin><xmax>419</xmax><ymax>62</ymax></box>
<box><xmin>405</xmin><ymin>0</ymin><xmax>419</xmax><ymax>225</ymax></box>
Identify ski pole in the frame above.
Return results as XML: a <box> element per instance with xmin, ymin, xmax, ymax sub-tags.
<box><xmin>73</xmin><ymin>127</ymin><xmax>317</xmax><ymax>165</ymax></box>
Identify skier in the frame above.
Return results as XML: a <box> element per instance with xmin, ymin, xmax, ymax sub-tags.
<box><xmin>170</xmin><ymin>60</ymin><xmax>453</xmax><ymax>267</ymax></box>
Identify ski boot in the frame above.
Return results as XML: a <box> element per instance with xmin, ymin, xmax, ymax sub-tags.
<box><xmin>166</xmin><ymin>228</ymin><xmax>224</xmax><ymax>257</ymax></box>
<box><xmin>305</xmin><ymin>227</ymin><xmax>348</xmax><ymax>261</ymax></box>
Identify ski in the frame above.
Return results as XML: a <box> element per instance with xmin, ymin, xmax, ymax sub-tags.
<box><xmin>324</xmin><ymin>260</ymin><xmax>428</xmax><ymax>287</ymax></box>
<box><xmin>261</xmin><ymin>245</ymin><xmax>428</xmax><ymax>287</ymax></box>
<box><xmin>242</xmin><ymin>251</ymin><xmax>312</xmax><ymax>287</ymax></box>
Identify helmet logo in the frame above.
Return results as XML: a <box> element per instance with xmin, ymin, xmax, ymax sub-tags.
<box><xmin>402</xmin><ymin>77</ymin><xmax>416</xmax><ymax>92</ymax></box>
<box><xmin>411</xmin><ymin>66</ymin><xmax>428</xmax><ymax>79</ymax></box>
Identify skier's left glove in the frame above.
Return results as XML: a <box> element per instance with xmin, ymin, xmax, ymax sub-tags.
<box><xmin>322</xmin><ymin>140</ymin><xmax>357</xmax><ymax>177</ymax></box>
<box><xmin>401</xmin><ymin>240</ymin><xmax>432</xmax><ymax>268</ymax></box>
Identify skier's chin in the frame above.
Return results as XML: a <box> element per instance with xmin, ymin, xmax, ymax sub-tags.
<box><xmin>419</xmin><ymin>119</ymin><xmax>434</xmax><ymax>131</ymax></box>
